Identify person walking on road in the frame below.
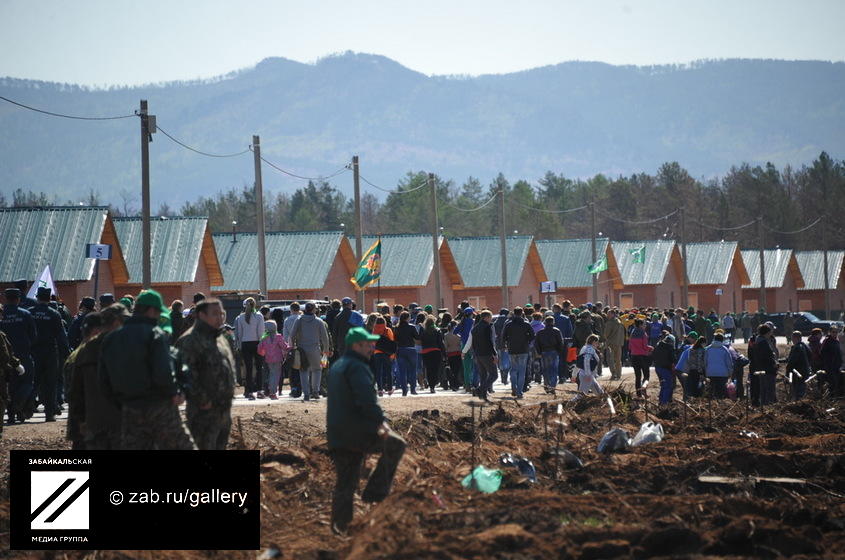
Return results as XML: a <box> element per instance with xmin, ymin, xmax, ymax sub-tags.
<box><xmin>464</xmin><ymin>310</ymin><xmax>498</xmax><ymax>400</ymax></box>
<box><xmin>327</xmin><ymin>327</ymin><xmax>406</xmax><ymax>536</ymax></box>
<box><xmin>603</xmin><ymin>309</ymin><xmax>625</xmax><ymax>381</ymax></box>
<box><xmin>290</xmin><ymin>302</ymin><xmax>330</xmax><ymax>401</ymax></box>
<box><xmin>235</xmin><ymin>298</ymin><xmax>265</xmax><ymax>400</ymax></box>
<box><xmin>535</xmin><ymin>315</ymin><xmax>564</xmax><ymax>394</ymax></box>
<box><xmin>503</xmin><ymin>307</ymin><xmax>534</xmax><ymax>399</ymax></box>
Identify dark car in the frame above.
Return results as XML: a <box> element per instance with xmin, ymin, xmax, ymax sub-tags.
<box><xmin>765</xmin><ymin>312</ymin><xmax>844</xmax><ymax>336</ymax></box>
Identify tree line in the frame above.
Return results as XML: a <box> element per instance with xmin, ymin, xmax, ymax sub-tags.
<box><xmin>3</xmin><ymin>152</ymin><xmax>842</xmax><ymax>250</ymax></box>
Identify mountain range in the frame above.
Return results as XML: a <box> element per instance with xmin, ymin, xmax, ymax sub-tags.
<box><xmin>1</xmin><ymin>52</ymin><xmax>843</xmax><ymax>205</ymax></box>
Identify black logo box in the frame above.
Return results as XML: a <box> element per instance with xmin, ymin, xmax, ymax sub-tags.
<box><xmin>11</xmin><ymin>450</ymin><xmax>260</xmax><ymax>550</ymax></box>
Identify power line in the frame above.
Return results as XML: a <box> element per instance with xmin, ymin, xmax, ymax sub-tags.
<box><xmin>762</xmin><ymin>218</ymin><xmax>822</xmax><ymax>235</ymax></box>
<box><xmin>688</xmin><ymin>218</ymin><xmax>758</xmax><ymax>231</ymax></box>
<box><xmin>156</xmin><ymin>124</ymin><xmax>251</xmax><ymax>158</ymax></box>
<box><xmin>0</xmin><ymin>94</ymin><xmax>137</xmax><ymax>120</ymax></box>
<box><xmin>254</xmin><ymin>148</ymin><xmax>350</xmax><ymax>181</ymax></box>
<box><xmin>442</xmin><ymin>190</ymin><xmax>499</xmax><ymax>212</ymax></box>
<box><xmin>359</xmin><ymin>174</ymin><xmax>428</xmax><ymax>194</ymax></box>
<box><xmin>510</xmin><ymin>199</ymin><xmax>589</xmax><ymax>214</ymax></box>
<box><xmin>595</xmin><ymin>206</ymin><xmax>678</xmax><ymax>224</ymax></box>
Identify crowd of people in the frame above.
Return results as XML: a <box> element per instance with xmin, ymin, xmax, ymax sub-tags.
<box><xmin>2</xmin><ymin>283</ymin><xmax>844</xmax><ymax>449</ymax></box>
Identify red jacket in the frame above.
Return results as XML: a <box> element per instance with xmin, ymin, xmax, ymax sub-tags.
<box><xmin>628</xmin><ymin>327</ymin><xmax>654</xmax><ymax>356</ymax></box>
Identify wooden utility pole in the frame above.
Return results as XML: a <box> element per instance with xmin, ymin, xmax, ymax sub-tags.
<box><xmin>758</xmin><ymin>216</ymin><xmax>767</xmax><ymax>312</ymax></box>
<box><xmin>140</xmin><ymin>100</ymin><xmax>153</xmax><ymax>290</ymax></box>
<box><xmin>498</xmin><ymin>186</ymin><xmax>509</xmax><ymax>309</ymax></box>
<box><xmin>822</xmin><ymin>218</ymin><xmax>831</xmax><ymax>319</ymax></box>
<box><xmin>590</xmin><ymin>201</ymin><xmax>598</xmax><ymax>303</ymax></box>
<box><xmin>429</xmin><ymin>173</ymin><xmax>442</xmax><ymax>310</ymax></box>
<box><xmin>679</xmin><ymin>206</ymin><xmax>689</xmax><ymax>309</ymax></box>
<box><xmin>252</xmin><ymin>135</ymin><xmax>267</xmax><ymax>300</ymax></box>
<box><xmin>353</xmin><ymin>156</ymin><xmax>365</xmax><ymax>311</ymax></box>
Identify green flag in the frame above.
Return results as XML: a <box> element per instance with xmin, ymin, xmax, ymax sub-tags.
<box><xmin>350</xmin><ymin>238</ymin><xmax>382</xmax><ymax>290</ymax></box>
<box><xmin>587</xmin><ymin>254</ymin><xmax>608</xmax><ymax>275</ymax></box>
<box><xmin>630</xmin><ymin>245</ymin><xmax>646</xmax><ymax>264</ymax></box>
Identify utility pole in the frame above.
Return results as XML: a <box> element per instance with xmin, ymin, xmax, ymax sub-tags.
<box><xmin>498</xmin><ymin>186</ymin><xmax>509</xmax><ymax>309</ymax></box>
<box><xmin>590</xmin><ymin>201</ymin><xmax>598</xmax><ymax>303</ymax></box>
<box><xmin>679</xmin><ymin>206</ymin><xmax>689</xmax><ymax>309</ymax></box>
<box><xmin>252</xmin><ymin>135</ymin><xmax>267</xmax><ymax>300</ymax></box>
<box><xmin>353</xmin><ymin>156</ymin><xmax>365</xmax><ymax>311</ymax></box>
<box><xmin>429</xmin><ymin>173</ymin><xmax>442</xmax><ymax>310</ymax></box>
<box><xmin>822</xmin><ymin>217</ymin><xmax>831</xmax><ymax>319</ymax></box>
<box><xmin>758</xmin><ymin>216</ymin><xmax>767</xmax><ymax>312</ymax></box>
<box><xmin>139</xmin><ymin>100</ymin><xmax>154</xmax><ymax>290</ymax></box>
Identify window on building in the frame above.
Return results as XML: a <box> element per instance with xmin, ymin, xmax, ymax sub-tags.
<box><xmin>745</xmin><ymin>299</ymin><xmax>759</xmax><ymax>313</ymax></box>
<box><xmin>688</xmin><ymin>292</ymin><xmax>699</xmax><ymax>310</ymax></box>
<box><xmin>619</xmin><ymin>293</ymin><xmax>634</xmax><ymax>310</ymax></box>
<box><xmin>468</xmin><ymin>296</ymin><xmax>486</xmax><ymax>310</ymax></box>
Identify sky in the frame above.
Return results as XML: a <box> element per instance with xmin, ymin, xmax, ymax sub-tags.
<box><xmin>1</xmin><ymin>0</ymin><xmax>844</xmax><ymax>86</ymax></box>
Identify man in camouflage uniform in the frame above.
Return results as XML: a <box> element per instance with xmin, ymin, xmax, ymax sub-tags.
<box><xmin>100</xmin><ymin>290</ymin><xmax>195</xmax><ymax>450</ymax></box>
<box><xmin>0</xmin><ymin>324</ymin><xmax>23</xmax><ymax>436</ymax></box>
<box><xmin>64</xmin><ymin>312</ymin><xmax>102</xmax><ymax>448</ymax></box>
<box><xmin>176</xmin><ymin>298</ymin><xmax>235</xmax><ymax>450</ymax></box>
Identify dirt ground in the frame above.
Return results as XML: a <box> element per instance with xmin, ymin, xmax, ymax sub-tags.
<box><xmin>3</xmin><ymin>347</ymin><xmax>843</xmax><ymax>559</ymax></box>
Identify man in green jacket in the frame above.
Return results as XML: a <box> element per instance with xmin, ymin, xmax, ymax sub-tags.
<box><xmin>99</xmin><ymin>290</ymin><xmax>195</xmax><ymax>450</ymax></box>
<box><xmin>327</xmin><ymin>327</ymin><xmax>406</xmax><ymax>535</ymax></box>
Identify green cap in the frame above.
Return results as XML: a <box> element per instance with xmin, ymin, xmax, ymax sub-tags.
<box><xmin>135</xmin><ymin>289</ymin><xmax>172</xmax><ymax>333</ymax></box>
<box><xmin>687</xmin><ymin>331</ymin><xmax>699</xmax><ymax>339</ymax></box>
<box><xmin>345</xmin><ymin>326</ymin><xmax>380</xmax><ymax>345</ymax></box>
<box><xmin>424</xmin><ymin>304</ymin><xmax>434</xmax><ymax>313</ymax></box>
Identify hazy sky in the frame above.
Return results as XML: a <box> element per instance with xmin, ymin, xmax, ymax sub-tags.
<box><xmin>2</xmin><ymin>0</ymin><xmax>844</xmax><ymax>86</ymax></box>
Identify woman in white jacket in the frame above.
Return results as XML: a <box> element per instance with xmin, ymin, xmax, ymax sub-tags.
<box><xmin>235</xmin><ymin>297</ymin><xmax>265</xmax><ymax>400</ymax></box>
<box><xmin>576</xmin><ymin>334</ymin><xmax>605</xmax><ymax>396</ymax></box>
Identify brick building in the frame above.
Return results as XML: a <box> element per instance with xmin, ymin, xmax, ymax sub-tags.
<box><xmin>685</xmin><ymin>241</ymin><xmax>750</xmax><ymax>314</ymax></box>
<box><xmin>740</xmin><ymin>249</ymin><xmax>805</xmax><ymax>313</ymax></box>
<box><xmin>535</xmin><ymin>238</ymin><xmax>622</xmax><ymax>307</ymax></box>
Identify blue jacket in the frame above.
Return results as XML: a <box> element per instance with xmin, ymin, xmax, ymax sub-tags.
<box><xmin>704</xmin><ymin>341</ymin><xmax>733</xmax><ymax>378</ymax></box>
<box><xmin>553</xmin><ymin>312</ymin><xmax>573</xmax><ymax>340</ymax></box>
<box><xmin>454</xmin><ymin>316</ymin><xmax>474</xmax><ymax>346</ymax></box>
<box><xmin>675</xmin><ymin>343</ymin><xmax>692</xmax><ymax>373</ymax></box>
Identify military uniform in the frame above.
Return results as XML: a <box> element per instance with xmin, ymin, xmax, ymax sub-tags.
<box><xmin>69</xmin><ymin>333</ymin><xmax>123</xmax><ymax>449</ymax></box>
<box><xmin>0</xmin><ymin>331</ymin><xmax>21</xmax><ymax>435</ymax></box>
<box><xmin>176</xmin><ymin>318</ymin><xmax>235</xmax><ymax>450</ymax></box>
<box><xmin>31</xmin><ymin>294</ymin><xmax>70</xmax><ymax>421</ymax></box>
<box><xmin>100</xmin><ymin>302</ymin><xmax>195</xmax><ymax>450</ymax></box>
<box><xmin>0</xmin><ymin>297</ymin><xmax>37</xmax><ymax>422</ymax></box>
<box><xmin>63</xmin><ymin>345</ymin><xmax>85</xmax><ymax>447</ymax></box>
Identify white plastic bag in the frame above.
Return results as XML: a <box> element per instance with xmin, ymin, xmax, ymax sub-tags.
<box><xmin>631</xmin><ymin>421</ymin><xmax>664</xmax><ymax>447</ymax></box>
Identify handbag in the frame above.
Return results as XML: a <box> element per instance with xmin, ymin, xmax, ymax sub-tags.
<box><xmin>293</xmin><ymin>348</ymin><xmax>309</xmax><ymax>370</ymax></box>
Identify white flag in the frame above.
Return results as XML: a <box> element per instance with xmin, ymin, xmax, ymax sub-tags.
<box><xmin>27</xmin><ymin>265</ymin><xmax>58</xmax><ymax>300</ymax></box>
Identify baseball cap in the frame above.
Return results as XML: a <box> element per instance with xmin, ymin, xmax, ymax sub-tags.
<box><xmin>81</xmin><ymin>296</ymin><xmax>96</xmax><ymax>310</ymax></box>
<box><xmin>341</xmin><ymin>297</ymin><xmax>353</xmax><ymax>306</ymax></box>
<box><xmin>463</xmin><ymin>307</ymin><xmax>475</xmax><ymax>316</ymax></box>
<box><xmin>36</xmin><ymin>287</ymin><xmax>51</xmax><ymax>300</ymax></box>
<box><xmin>135</xmin><ymin>289</ymin><xmax>169</xmax><ymax>314</ymax></box>
<box><xmin>99</xmin><ymin>293</ymin><xmax>115</xmax><ymax>306</ymax></box>
<box><xmin>424</xmin><ymin>304</ymin><xmax>433</xmax><ymax>313</ymax></box>
<box><xmin>4</xmin><ymin>288</ymin><xmax>21</xmax><ymax>299</ymax></box>
<box><xmin>409</xmin><ymin>302</ymin><xmax>419</xmax><ymax>309</ymax></box>
<box><xmin>687</xmin><ymin>331</ymin><xmax>699</xmax><ymax>339</ymax></box>
<box><xmin>345</xmin><ymin>326</ymin><xmax>381</xmax><ymax>346</ymax></box>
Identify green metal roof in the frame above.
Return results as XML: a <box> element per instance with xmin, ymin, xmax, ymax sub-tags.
<box><xmin>685</xmin><ymin>241</ymin><xmax>741</xmax><ymax>285</ymax></box>
<box><xmin>535</xmin><ymin>238</ymin><xmax>609</xmax><ymax>288</ymax></box>
<box><xmin>448</xmin><ymin>236</ymin><xmax>533</xmax><ymax>288</ymax></box>
<box><xmin>114</xmin><ymin>217</ymin><xmax>208</xmax><ymax>283</ymax></box>
<box><xmin>611</xmin><ymin>240</ymin><xmax>676</xmax><ymax>286</ymax></box>
<box><xmin>740</xmin><ymin>249</ymin><xmax>794</xmax><ymax>289</ymax></box>
<box><xmin>212</xmin><ymin>231</ymin><xmax>345</xmax><ymax>291</ymax></box>
<box><xmin>0</xmin><ymin>207</ymin><xmax>108</xmax><ymax>282</ymax></box>
<box><xmin>350</xmin><ymin>235</ymin><xmax>441</xmax><ymax>287</ymax></box>
<box><xmin>795</xmin><ymin>250</ymin><xmax>845</xmax><ymax>291</ymax></box>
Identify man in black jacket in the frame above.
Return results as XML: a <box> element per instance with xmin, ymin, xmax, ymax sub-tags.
<box><xmin>100</xmin><ymin>289</ymin><xmax>195</xmax><ymax>450</ymax></box>
<box><xmin>786</xmin><ymin>330</ymin><xmax>811</xmax><ymax>400</ymax></box>
<box><xmin>535</xmin><ymin>316</ymin><xmax>564</xmax><ymax>394</ymax></box>
<box><xmin>331</xmin><ymin>297</ymin><xmax>354</xmax><ymax>358</ymax></box>
<box><xmin>493</xmin><ymin>309</ymin><xmax>510</xmax><ymax>385</ymax></box>
<box><xmin>1</xmin><ymin>288</ymin><xmax>37</xmax><ymax>423</ymax></box>
<box><xmin>503</xmin><ymin>307</ymin><xmax>535</xmax><ymax>399</ymax></box>
<box><xmin>468</xmin><ymin>310</ymin><xmax>497</xmax><ymax>400</ymax></box>
<box><xmin>749</xmin><ymin>324</ymin><xmax>778</xmax><ymax>406</ymax></box>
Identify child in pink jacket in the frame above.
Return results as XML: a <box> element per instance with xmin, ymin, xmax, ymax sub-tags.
<box><xmin>258</xmin><ymin>321</ymin><xmax>289</xmax><ymax>399</ymax></box>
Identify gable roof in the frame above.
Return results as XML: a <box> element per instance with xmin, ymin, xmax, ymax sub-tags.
<box><xmin>350</xmin><ymin>235</ymin><xmax>463</xmax><ymax>288</ymax></box>
<box><xmin>794</xmin><ymin>250</ymin><xmax>845</xmax><ymax>291</ymax></box>
<box><xmin>740</xmin><ymin>249</ymin><xmax>804</xmax><ymax>290</ymax></box>
<box><xmin>0</xmin><ymin>206</ymin><xmax>128</xmax><ymax>284</ymax></box>
<box><xmin>114</xmin><ymin>217</ymin><xmax>222</xmax><ymax>285</ymax></box>
<box><xmin>611</xmin><ymin>240</ymin><xmax>680</xmax><ymax>286</ymax></box>
<box><xmin>686</xmin><ymin>241</ymin><xmax>750</xmax><ymax>285</ymax></box>
<box><xmin>448</xmin><ymin>236</ymin><xmax>545</xmax><ymax>288</ymax></box>
<box><xmin>535</xmin><ymin>238</ymin><xmax>622</xmax><ymax>290</ymax></box>
<box><xmin>212</xmin><ymin>231</ymin><xmax>354</xmax><ymax>291</ymax></box>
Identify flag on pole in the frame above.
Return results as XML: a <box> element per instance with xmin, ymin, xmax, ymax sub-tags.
<box><xmin>27</xmin><ymin>265</ymin><xmax>57</xmax><ymax>300</ymax></box>
<box><xmin>586</xmin><ymin>254</ymin><xmax>608</xmax><ymax>275</ymax></box>
<box><xmin>350</xmin><ymin>238</ymin><xmax>382</xmax><ymax>290</ymax></box>
<box><xmin>630</xmin><ymin>245</ymin><xmax>646</xmax><ymax>264</ymax></box>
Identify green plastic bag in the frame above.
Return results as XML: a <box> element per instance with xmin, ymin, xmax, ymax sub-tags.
<box><xmin>461</xmin><ymin>466</ymin><xmax>503</xmax><ymax>493</ymax></box>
